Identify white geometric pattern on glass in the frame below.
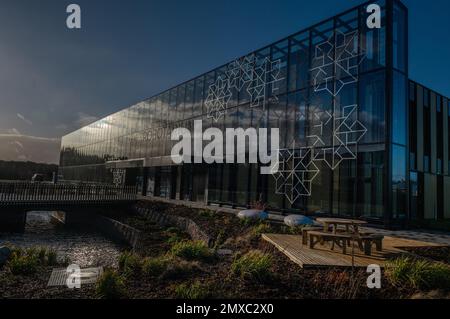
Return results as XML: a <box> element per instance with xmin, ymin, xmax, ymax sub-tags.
<box><xmin>272</xmin><ymin>29</ymin><xmax>368</xmax><ymax>202</ymax></box>
<box><xmin>205</xmin><ymin>54</ymin><xmax>284</xmax><ymax>122</ymax></box>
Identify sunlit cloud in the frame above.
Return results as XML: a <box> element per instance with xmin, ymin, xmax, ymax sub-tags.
<box><xmin>76</xmin><ymin>112</ymin><xmax>98</xmax><ymax>127</ymax></box>
<box><xmin>0</xmin><ymin>134</ymin><xmax>60</xmax><ymax>164</ymax></box>
<box><xmin>7</xmin><ymin>128</ymin><xmax>21</xmax><ymax>135</ymax></box>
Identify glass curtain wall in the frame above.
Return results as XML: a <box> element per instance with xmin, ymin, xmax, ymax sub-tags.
<box><xmin>60</xmin><ymin>0</ymin><xmax>410</xmax><ymax>222</ymax></box>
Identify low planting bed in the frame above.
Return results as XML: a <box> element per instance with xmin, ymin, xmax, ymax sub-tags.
<box><xmin>1</xmin><ymin>200</ymin><xmax>450</xmax><ymax>299</ymax></box>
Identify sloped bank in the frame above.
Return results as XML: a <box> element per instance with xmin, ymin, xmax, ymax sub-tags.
<box><xmin>93</xmin><ymin>215</ymin><xmax>142</xmax><ymax>251</ymax></box>
<box><xmin>133</xmin><ymin>201</ymin><xmax>213</xmax><ymax>247</ymax></box>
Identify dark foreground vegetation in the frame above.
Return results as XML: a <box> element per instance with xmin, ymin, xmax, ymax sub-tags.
<box><xmin>1</xmin><ymin>201</ymin><xmax>450</xmax><ymax>299</ymax></box>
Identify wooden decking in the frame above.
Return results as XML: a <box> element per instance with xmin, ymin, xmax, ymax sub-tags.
<box><xmin>262</xmin><ymin>233</ymin><xmax>447</xmax><ymax>269</ymax></box>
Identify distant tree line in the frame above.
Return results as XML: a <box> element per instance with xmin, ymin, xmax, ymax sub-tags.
<box><xmin>0</xmin><ymin>160</ymin><xmax>58</xmax><ymax>181</ymax></box>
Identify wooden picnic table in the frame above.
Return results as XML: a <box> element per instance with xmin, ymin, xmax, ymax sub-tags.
<box><xmin>316</xmin><ymin>218</ymin><xmax>367</xmax><ymax>235</ymax></box>
<box><xmin>309</xmin><ymin>218</ymin><xmax>383</xmax><ymax>255</ymax></box>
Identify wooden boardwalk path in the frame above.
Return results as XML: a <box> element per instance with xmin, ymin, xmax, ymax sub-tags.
<box><xmin>262</xmin><ymin>233</ymin><xmax>447</xmax><ymax>269</ymax></box>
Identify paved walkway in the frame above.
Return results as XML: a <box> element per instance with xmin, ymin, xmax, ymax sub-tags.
<box><xmin>138</xmin><ymin>196</ymin><xmax>450</xmax><ymax>246</ymax></box>
<box><xmin>361</xmin><ymin>227</ymin><xmax>450</xmax><ymax>246</ymax></box>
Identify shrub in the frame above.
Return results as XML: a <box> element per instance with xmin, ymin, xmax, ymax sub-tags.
<box><xmin>386</xmin><ymin>256</ymin><xmax>450</xmax><ymax>291</ymax></box>
<box><xmin>167</xmin><ymin>234</ymin><xmax>183</xmax><ymax>245</ymax></box>
<box><xmin>213</xmin><ymin>230</ymin><xmax>227</xmax><ymax>250</ymax></box>
<box><xmin>46</xmin><ymin>249</ymin><xmax>58</xmax><ymax>266</ymax></box>
<box><xmin>250</xmin><ymin>223</ymin><xmax>272</xmax><ymax>240</ymax></box>
<box><xmin>142</xmin><ymin>256</ymin><xmax>170</xmax><ymax>277</ymax></box>
<box><xmin>199</xmin><ymin>210</ymin><xmax>215</xmax><ymax>219</ymax></box>
<box><xmin>161</xmin><ymin>259</ymin><xmax>201</xmax><ymax>280</ymax></box>
<box><xmin>118</xmin><ymin>251</ymin><xmax>141</xmax><ymax>276</ymax></box>
<box><xmin>37</xmin><ymin>247</ymin><xmax>47</xmax><ymax>263</ymax></box>
<box><xmin>174</xmin><ymin>281</ymin><xmax>212</xmax><ymax>299</ymax></box>
<box><xmin>8</xmin><ymin>251</ymin><xmax>39</xmax><ymax>275</ymax></box>
<box><xmin>170</xmin><ymin>241</ymin><xmax>214</xmax><ymax>262</ymax></box>
<box><xmin>165</xmin><ymin>227</ymin><xmax>185</xmax><ymax>244</ymax></box>
<box><xmin>24</xmin><ymin>247</ymin><xmax>38</xmax><ymax>258</ymax></box>
<box><xmin>166</xmin><ymin>227</ymin><xmax>180</xmax><ymax>233</ymax></box>
<box><xmin>280</xmin><ymin>225</ymin><xmax>304</xmax><ymax>235</ymax></box>
<box><xmin>231</xmin><ymin>250</ymin><xmax>273</xmax><ymax>283</ymax></box>
<box><xmin>95</xmin><ymin>269</ymin><xmax>125</xmax><ymax>299</ymax></box>
<box><xmin>240</xmin><ymin>217</ymin><xmax>258</xmax><ymax>227</ymax></box>
<box><xmin>309</xmin><ymin>269</ymin><xmax>368</xmax><ymax>299</ymax></box>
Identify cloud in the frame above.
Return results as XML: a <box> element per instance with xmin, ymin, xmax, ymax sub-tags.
<box><xmin>10</xmin><ymin>140</ymin><xmax>24</xmax><ymax>149</ymax></box>
<box><xmin>17</xmin><ymin>113</ymin><xmax>33</xmax><ymax>125</ymax></box>
<box><xmin>0</xmin><ymin>134</ymin><xmax>60</xmax><ymax>164</ymax></box>
<box><xmin>76</xmin><ymin>112</ymin><xmax>98</xmax><ymax>127</ymax></box>
<box><xmin>55</xmin><ymin>123</ymin><xmax>69</xmax><ymax>130</ymax></box>
<box><xmin>6</xmin><ymin>128</ymin><xmax>21</xmax><ymax>135</ymax></box>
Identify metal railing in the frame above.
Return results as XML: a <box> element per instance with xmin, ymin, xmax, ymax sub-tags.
<box><xmin>0</xmin><ymin>182</ymin><xmax>137</xmax><ymax>203</ymax></box>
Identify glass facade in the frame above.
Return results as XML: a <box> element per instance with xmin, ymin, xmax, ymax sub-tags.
<box><xmin>408</xmin><ymin>81</ymin><xmax>450</xmax><ymax>221</ymax></box>
<box><xmin>59</xmin><ymin>0</ymin><xmax>449</xmax><ymax>226</ymax></box>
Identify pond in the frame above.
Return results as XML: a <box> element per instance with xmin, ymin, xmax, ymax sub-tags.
<box><xmin>0</xmin><ymin>211</ymin><xmax>125</xmax><ymax>268</ymax></box>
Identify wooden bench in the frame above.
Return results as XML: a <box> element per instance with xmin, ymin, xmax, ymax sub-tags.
<box><xmin>308</xmin><ymin>231</ymin><xmax>352</xmax><ymax>254</ymax></box>
<box><xmin>357</xmin><ymin>234</ymin><xmax>384</xmax><ymax>256</ymax></box>
<box><xmin>301</xmin><ymin>226</ymin><xmax>323</xmax><ymax>245</ymax></box>
<box><xmin>309</xmin><ymin>231</ymin><xmax>384</xmax><ymax>256</ymax></box>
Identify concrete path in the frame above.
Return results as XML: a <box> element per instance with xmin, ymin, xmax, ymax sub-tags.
<box><xmin>361</xmin><ymin>227</ymin><xmax>450</xmax><ymax>246</ymax></box>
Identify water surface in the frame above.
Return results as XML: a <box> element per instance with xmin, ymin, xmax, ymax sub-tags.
<box><xmin>0</xmin><ymin>212</ymin><xmax>125</xmax><ymax>268</ymax></box>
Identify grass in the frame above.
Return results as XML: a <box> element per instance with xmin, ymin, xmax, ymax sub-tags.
<box><xmin>170</xmin><ymin>240</ymin><xmax>214</xmax><ymax>262</ymax></box>
<box><xmin>118</xmin><ymin>251</ymin><xmax>142</xmax><ymax>276</ymax></box>
<box><xmin>386</xmin><ymin>256</ymin><xmax>450</xmax><ymax>291</ymax></box>
<box><xmin>8</xmin><ymin>252</ymin><xmax>39</xmax><ymax>275</ymax></box>
<box><xmin>6</xmin><ymin>247</ymin><xmax>58</xmax><ymax>275</ymax></box>
<box><xmin>231</xmin><ymin>250</ymin><xmax>273</xmax><ymax>283</ymax></box>
<box><xmin>36</xmin><ymin>248</ymin><xmax>58</xmax><ymax>266</ymax></box>
<box><xmin>141</xmin><ymin>253</ymin><xmax>201</xmax><ymax>280</ymax></box>
<box><xmin>46</xmin><ymin>250</ymin><xmax>58</xmax><ymax>266</ymax></box>
<box><xmin>37</xmin><ymin>248</ymin><xmax>47</xmax><ymax>263</ymax></box>
<box><xmin>142</xmin><ymin>256</ymin><xmax>170</xmax><ymax>277</ymax></box>
<box><xmin>164</xmin><ymin>227</ymin><xmax>186</xmax><ymax>244</ymax></box>
<box><xmin>213</xmin><ymin>230</ymin><xmax>227</xmax><ymax>250</ymax></box>
<box><xmin>250</xmin><ymin>223</ymin><xmax>272</xmax><ymax>240</ymax></box>
<box><xmin>174</xmin><ymin>281</ymin><xmax>212</xmax><ymax>299</ymax></box>
<box><xmin>160</xmin><ymin>259</ymin><xmax>202</xmax><ymax>280</ymax></box>
<box><xmin>95</xmin><ymin>269</ymin><xmax>125</xmax><ymax>299</ymax></box>
<box><xmin>239</xmin><ymin>217</ymin><xmax>259</xmax><ymax>227</ymax></box>
<box><xmin>280</xmin><ymin>225</ymin><xmax>304</xmax><ymax>235</ymax></box>
<box><xmin>198</xmin><ymin>209</ymin><xmax>215</xmax><ymax>219</ymax></box>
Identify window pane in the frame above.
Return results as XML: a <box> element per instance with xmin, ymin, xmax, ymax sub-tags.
<box><xmin>359</xmin><ymin>71</ymin><xmax>385</xmax><ymax>143</ymax></box>
<box><xmin>393</xmin><ymin>2</ymin><xmax>407</xmax><ymax>72</ymax></box>
<box><xmin>289</xmin><ymin>32</ymin><xmax>309</xmax><ymax>91</ymax></box>
<box><xmin>360</xmin><ymin>1</ymin><xmax>386</xmax><ymax>71</ymax></box>
<box><xmin>392</xmin><ymin>72</ymin><xmax>407</xmax><ymax>145</ymax></box>
<box><xmin>392</xmin><ymin>145</ymin><xmax>407</xmax><ymax>219</ymax></box>
<box><xmin>271</xmin><ymin>40</ymin><xmax>288</xmax><ymax>95</ymax></box>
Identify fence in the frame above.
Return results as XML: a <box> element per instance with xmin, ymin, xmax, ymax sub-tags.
<box><xmin>0</xmin><ymin>182</ymin><xmax>137</xmax><ymax>203</ymax></box>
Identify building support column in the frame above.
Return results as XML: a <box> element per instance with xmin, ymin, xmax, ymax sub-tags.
<box><xmin>0</xmin><ymin>209</ymin><xmax>27</xmax><ymax>233</ymax></box>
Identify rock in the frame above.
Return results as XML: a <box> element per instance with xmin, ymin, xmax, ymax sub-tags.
<box><xmin>284</xmin><ymin>215</ymin><xmax>314</xmax><ymax>227</ymax></box>
<box><xmin>0</xmin><ymin>246</ymin><xmax>12</xmax><ymax>266</ymax></box>
<box><xmin>237</xmin><ymin>210</ymin><xmax>268</xmax><ymax>220</ymax></box>
<box><xmin>216</xmin><ymin>249</ymin><xmax>233</xmax><ymax>256</ymax></box>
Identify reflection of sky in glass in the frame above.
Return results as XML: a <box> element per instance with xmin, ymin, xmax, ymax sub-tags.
<box><xmin>392</xmin><ymin>72</ymin><xmax>407</xmax><ymax>145</ymax></box>
<box><xmin>392</xmin><ymin>144</ymin><xmax>406</xmax><ymax>183</ymax></box>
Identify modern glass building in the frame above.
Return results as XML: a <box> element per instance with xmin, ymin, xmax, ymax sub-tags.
<box><xmin>59</xmin><ymin>0</ymin><xmax>450</xmax><ymax>227</ymax></box>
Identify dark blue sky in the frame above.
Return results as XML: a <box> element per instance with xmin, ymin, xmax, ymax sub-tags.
<box><xmin>0</xmin><ymin>0</ymin><xmax>449</xmax><ymax>162</ymax></box>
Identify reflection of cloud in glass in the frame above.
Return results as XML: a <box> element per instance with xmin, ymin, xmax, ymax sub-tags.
<box><xmin>17</xmin><ymin>113</ymin><xmax>32</xmax><ymax>125</ymax></box>
<box><xmin>0</xmin><ymin>134</ymin><xmax>60</xmax><ymax>164</ymax></box>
